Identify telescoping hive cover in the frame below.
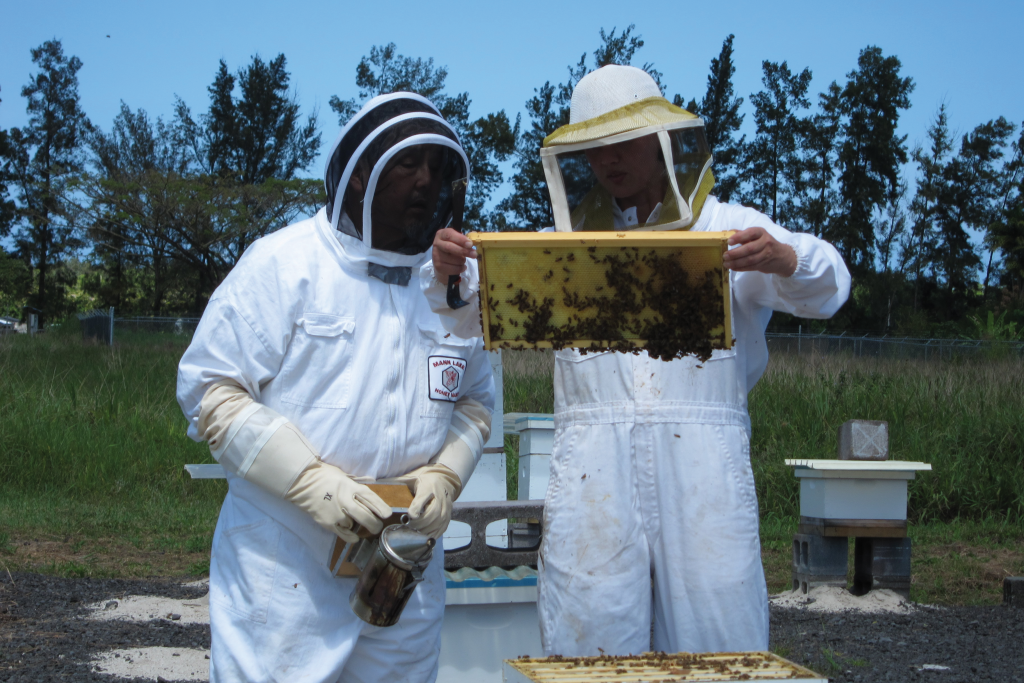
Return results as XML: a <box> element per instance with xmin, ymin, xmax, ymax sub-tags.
<box><xmin>503</xmin><ymin>651</ymin><xmax>826</xmax><ymax>682</ymax></box>
<box><xmin>471</xmin><ymin>230</ymin><xmax>733</xmax><ymax>361</ymax></box>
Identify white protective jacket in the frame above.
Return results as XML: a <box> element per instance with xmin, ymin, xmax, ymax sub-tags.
<box><xmin>422</xmin><ymin>195</ymin><xmax>850</xmax><ymax>656</ymax></box>
<box><xmin>178</xmin><ymin>207</ymin><xmax>494</xmax><ymax>682</ymax></box>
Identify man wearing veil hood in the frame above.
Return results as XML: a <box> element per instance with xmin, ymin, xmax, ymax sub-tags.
<box><xmin>177</xmin><ymin>93</ymin><xmax>494</xmax><ymax>682</ymax></box>
<box><xmin>425</xmin><ymin>66</ymin><xmax>850</xmax><ymax>656</ymax></box>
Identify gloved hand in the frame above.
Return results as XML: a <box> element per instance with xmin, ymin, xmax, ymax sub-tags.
<box><xmin>285</xmin><ymin>460</ymin><xmax>393</xmax><ymax>543</ymax></box>
<box><xmin>198</xmin><ymin>380</ymin><xmax>392</xmax><ymax>543</ymax></box>
<box><xmin>403</xmin><ymin>464</ymin><xmax>462</xmax><ymax>539</ymax></box>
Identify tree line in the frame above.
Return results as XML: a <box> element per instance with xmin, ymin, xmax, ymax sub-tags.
<box><xmin>1</xmin><ymin>28</ymin><xmax>1021</xmax><ymax>338</ymax></box>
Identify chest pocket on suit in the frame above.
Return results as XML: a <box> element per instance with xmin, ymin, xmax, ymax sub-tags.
<box><xmin>418</xmin><ymin>325</ymin><xmax>475</xmax><ymax>418</ymax></box>
<box><xmin>279</xmin><ymin>314</ymin><xmax>355</xmax><ymax>410</ymax></box>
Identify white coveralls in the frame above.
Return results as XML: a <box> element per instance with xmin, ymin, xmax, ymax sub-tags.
<box><xmin>422</xmin><ymin>195</ymin><xmax>849</xmax><ymax>656</ymax></box>
<box><xmin>178</xmin><ymin>208</ymin><xmax>494</xmax><ymax>682</ymax></box>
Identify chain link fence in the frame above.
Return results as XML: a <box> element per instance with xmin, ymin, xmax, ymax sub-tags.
<box><xmin>60</xmin><ymin>315</ymin><xmax>1024</xmax><ymax>361</ymax></box>
<box><xmin>114</xmin><ymin>316</ymin><xmax>201</xmax><ymax>336</ymax></box>
<box><xmin>765</xmin><ymin>332</ymin><xmax>1024</xmax><ymax>361</ymax></box>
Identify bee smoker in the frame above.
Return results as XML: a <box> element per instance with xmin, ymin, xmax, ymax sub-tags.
<box><xmin>348</xmin><ymin>516</ymin><xmax>435</xmax><ymax>627</ymax></box>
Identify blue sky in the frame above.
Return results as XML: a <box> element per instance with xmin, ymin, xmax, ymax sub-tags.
<box><xmin>3</xmin><ymin>0</ymin><xmax>1022</xmax><ymax>202</ymax></box>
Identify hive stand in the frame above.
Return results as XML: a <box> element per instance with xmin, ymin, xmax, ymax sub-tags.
<box><xmin>787</xmin><ymin>420</ymin><xmax>931</xmax><ymax>598</ymax></box>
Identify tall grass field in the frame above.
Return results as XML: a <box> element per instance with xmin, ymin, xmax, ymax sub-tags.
<box><xmin>1</xmin><ymin>328</ymin><xmax>1021</xmax><ymax>601</ymax></box>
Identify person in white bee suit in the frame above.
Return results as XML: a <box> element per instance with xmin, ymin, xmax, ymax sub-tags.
<box><xmin>177</xmin><ymin>92</ymin><xmax>494</xmax><ymax>683</ymax></box>
<box><xmin>424</xmin><ymin>65</ymin><xmax>850</xmax><ymax>656</ymax></box>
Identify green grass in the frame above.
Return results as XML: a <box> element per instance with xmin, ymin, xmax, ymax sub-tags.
<box><xmin>1</xmin><ymin>333</ymin><xmax>1022</xmax><ymax>601</ymax></box>
<box><xmin>750</xmin><ymin>354</ymin><xmax>1024</xmax><ymax>522</ymax></box>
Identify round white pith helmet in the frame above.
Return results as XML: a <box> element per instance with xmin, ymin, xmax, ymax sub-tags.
<box><xmin>569</xmin><ymin>65</ymin><xmax>664</xmax><ymax>125</ymax></box>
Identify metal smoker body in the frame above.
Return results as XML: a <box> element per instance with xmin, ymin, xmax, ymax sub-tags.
<box><xmin>349</xmin><ymin>519</ymin><xmax>436</xmax><ymax>627</ymax></box>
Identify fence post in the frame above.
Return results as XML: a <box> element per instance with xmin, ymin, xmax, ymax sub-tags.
<box><xmin>108</xmin><ymin>307</ymin><xmax>114</xmax><ymax>347</ymax></box>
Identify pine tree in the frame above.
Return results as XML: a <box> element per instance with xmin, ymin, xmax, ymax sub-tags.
<box><xmin>793</xmin><ymin>82</ymin><xmax>842</xmax><ymax>237</ymax></box>
<box><xmin>696</xmin><ymin>35</ymin><xmax>745</xmax><ymax>202</ymax></box>
<box><xmin>176</xmin><ymin>54</ymin><xmax>320</xmax><ymax>184</ymax></box>
<box><xmin>329</xmin><ymin>43</ymin><xmax>517</xmax><ymax>229</ymax></box>
<box><xmin>985</xmin><ymin>124</ymin><xmax>1024</xmax><ymax>294</ymax></box>
<box><xmin>907</xmin><ymin>104</ymin><xmax>953</xmax><ymax>312</ymax></box>
<box><xmin>4</xmin><ymin>40</ymin><xmax>92</xmax><ymax>322</ymax></box>
<box><xmin>743</xmin><ymin>60</ymin><xmax>812</xmax><ymax>223</ymax></box>
<box><xmin>831</xmin><ymin>46</ymin><xmax>914</xmax><ymax>272</ymax></box>
<box><xmin>933</xmin><ymin>117</ymin><xmax>1015</xmax><ymax>309</ymax></box>
<box><xmin>0</xmin><ymin>87</ymin><xmax>18</xmax><ymax>237</ymax></box>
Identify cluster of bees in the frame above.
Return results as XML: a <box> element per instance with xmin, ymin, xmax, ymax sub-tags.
<box><xmin>485</xmin><ymin>246</ymin><xmax>726</xmax><ymax>363</ymax></box>
<box><xmin>521</xmin><ymin>651</ymin><xmax>800</xmax><ymax>680</ymax></box>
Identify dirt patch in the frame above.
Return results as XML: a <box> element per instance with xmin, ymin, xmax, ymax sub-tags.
<box><xmin>0</xmin><ymin>534</ymin><xmax>209</xmax><ymax>579</ymax></box>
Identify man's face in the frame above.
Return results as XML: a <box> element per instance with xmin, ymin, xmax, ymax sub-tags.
<box><xmin>584</xmin><ymin>134</ymin><xmax>665</xmax><ymax>201</ymax></box>
<box><xmin>370</xmin><ymin>144</ymin><xmax>447</xmax><ymax>251</ymax></box>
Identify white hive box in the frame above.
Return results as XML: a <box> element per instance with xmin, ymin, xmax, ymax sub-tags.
<box><xmin>785</xmin><ymin>460</ymin><xmax>932</xmax><ymax>521</ymax></box>
<box><xmin>502</xmin><ymin>651</ymin><xmax>826</xmax><ymax>682</ymax></box>
<box><xmin>515</xmin><ymin>415</ymin><xmax>554</xmax><ymax>501</ymax></box>
<box><xmin>439</xmin><ymin>567</ymin><xmax>543</xmax><ymax>683</ymax></box>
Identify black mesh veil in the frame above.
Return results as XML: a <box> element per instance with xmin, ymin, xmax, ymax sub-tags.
<box><xmin>324</xmin><ymin>96</ymin><xmax>438</xmax><ymax>222</ymax></box>
<box><xmin>323</xmin><ymin>93</ymin><xmax>469</xmax><ymax>255</ymax></box>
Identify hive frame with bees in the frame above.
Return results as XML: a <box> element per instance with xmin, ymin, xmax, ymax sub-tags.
<box><xmin>470</xmin><ymin>231</ymin><xmax>733</xmax><ymax>361</ymax></box>
<box><xmin>502</xmin><ymin>651</ymin><xmax>826</xmax><ymax>682</ymax></box>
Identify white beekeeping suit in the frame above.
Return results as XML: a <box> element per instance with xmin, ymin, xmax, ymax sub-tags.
<box><xmin>178</xmin><ymin>92</ymin><xmax>494</xmax><ymax>683</ymax></box>
<box><xmin>421</xmin><ymin>66</ymin><xmax>850</xmax><ymax>656</ymax></box>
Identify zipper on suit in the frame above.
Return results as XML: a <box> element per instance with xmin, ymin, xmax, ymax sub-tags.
<box><xmin>382</xmin><ymin>283</ymin><xmax>401</xmax><ymax>475</ymax></box>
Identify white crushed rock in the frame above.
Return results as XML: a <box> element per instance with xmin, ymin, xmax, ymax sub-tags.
<box><xmin>91</xmin><ymin>646</ymin><xmax>209</xmax><ymax>681</ymax></box>
<box><xmin>770</xmin><ymin>586</ymin><xmax>915</xmax><ymax>614</ymax></box>
<box><xmin>87</xmin><ymin>591</ymin><xmax>210</xmax><ymax>625</ymax></box>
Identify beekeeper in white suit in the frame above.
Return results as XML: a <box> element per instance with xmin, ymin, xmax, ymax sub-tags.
<box><xmin>425</xmin><ymin>65</ymin><xmax>850</xmax><ymax>656</ymax></box>
<box><xmin>177</xmin><ymin>92</ymin><xmax>494</xmax><ymax>682</ymax></box>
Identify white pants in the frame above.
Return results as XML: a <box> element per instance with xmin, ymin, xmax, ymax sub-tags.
<box><xmin>537</xmin><ymin>406</ymin><xmax>768</xmax><ymax>656</ymax></box>
<box><xmin>209</xmin><ymin>492</ymin><xmax>445</xmax><ymax>683</ymax></box>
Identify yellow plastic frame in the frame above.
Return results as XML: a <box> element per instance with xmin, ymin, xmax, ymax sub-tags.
<box><xmin>470</xmin><ymin>230</ymin><xmax>733</xmax><ymax>353</ymax></box>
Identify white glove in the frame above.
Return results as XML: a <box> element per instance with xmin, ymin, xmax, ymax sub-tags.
<box><xmin>284</xmin><ymin>460</ymin><xmax>392</xmax><ymax>543</ymax></box>
<box><xmin>198</xmin><ymin>380</ymin><xmax>391</xmax><ymax>542</ymax></box>
<box><xmin>404</xmin><ymin>463</ymin><xmax>462</xmax><ymax>539</ymax></box>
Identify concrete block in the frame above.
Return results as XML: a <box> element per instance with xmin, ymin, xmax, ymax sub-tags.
<box><xmin>1005</xmin><ymin>576</ymin><xmax>1024</xmax><ymax>608</ymax></box>
<box><xmin>792</xmin><ymin>571</ymin><xmax>848</xmax><ymax>594</ymax></box>
<box><xmin>792</xmin><ymin>533</ymin><xmax>848</xmax><ymax>593</ymax></box>
<box><xmin>838</xmin><ymin>419</ymin><xmax>889</xmax><ymax>460</ymax></box>
<box><xmin>853</xmin><ymin>537</ymin><xmax>911</xmax><ymax>597</ymax></box>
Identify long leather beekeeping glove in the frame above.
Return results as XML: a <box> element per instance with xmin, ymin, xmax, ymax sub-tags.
<box><xmin>402</xmin><ymin>397</ymin><xmax>492</xmax><ymax>538</ymax></box>
<box><xmin>198</xmin><ymin>380</ymin><xmax>391</xmax><ymax>543</ymax></box>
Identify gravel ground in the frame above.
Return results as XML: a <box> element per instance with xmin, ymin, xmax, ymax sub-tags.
<box><xmin>1</xmin><ymin>572</ymin><xmax>209</xmax><ymax>682</ymax></box>
<box><xmin>2</xmin><ymin>571</ymin><xmax>1022</xmax><ymax>682</ymax></box>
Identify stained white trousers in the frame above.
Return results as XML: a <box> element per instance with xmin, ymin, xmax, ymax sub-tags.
<box><xmin>209</xmin><ymin>492</ymin><xmax>445</xmax><ymax>683</ymax></box>
<box><xmin>537</xmin><ymin>406</ymin><xmax>769</xmax><ymax>656</ymax></box>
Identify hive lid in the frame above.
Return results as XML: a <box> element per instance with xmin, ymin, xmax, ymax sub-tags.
<box><xmin>785</xmin><ymin>459</ymin><xmax>931</xmax><ymax>471</ymax></box>
<box><xmin>503</xmin><ymin>651</ymin><xmax>826</xmax><ymax>682</ymax></box>
<box><xmin>471</xmin><ymin>230</ymin><xmax>732</xmax><ymax>360</ymax></box>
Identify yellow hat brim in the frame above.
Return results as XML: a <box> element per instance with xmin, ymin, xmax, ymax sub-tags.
<box><xmin>543</xmin><ymin>98</ymin><xmax>699</xmax><ymax>147</ymax></box>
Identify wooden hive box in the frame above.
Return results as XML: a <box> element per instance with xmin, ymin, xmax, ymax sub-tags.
<box><xmin>471</xmin><ymin>231</ymin><xmax>733</xmax><ymax>361</ymax></box>
<box><xmin>502</xmin><ymin>651</ymin><xmax>826</xmax><ymax>682</ymax></box>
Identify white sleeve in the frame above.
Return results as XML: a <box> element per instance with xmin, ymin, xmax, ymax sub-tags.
<box><xmin>716</xmin><ymin>203</ymin><xmax>850</xmax><ymax>319</ymax></box>
<box><xmin>419</xmin><ymin>258</ymin><xmax>484</xmax><ymax>339</ymax></box>
<box><xmin>435</xmin><ymin>339</ymin><xmax>495</xmax><ymax>483</ymax></box>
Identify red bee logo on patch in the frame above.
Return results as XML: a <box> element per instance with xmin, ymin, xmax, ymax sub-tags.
<box><xmin>442</xmin><ymin>366</ymin><xmax>460</xmax><ymax>392</ymax></box>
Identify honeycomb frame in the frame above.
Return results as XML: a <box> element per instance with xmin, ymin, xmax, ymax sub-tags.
<box><xmin>471</xmin><ymin>230</ymin><xmax>734</xmax><ymax>356</ymax></box>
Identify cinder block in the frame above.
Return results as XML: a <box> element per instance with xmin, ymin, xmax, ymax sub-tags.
<box><xmin>1005</xmin><ymin>577</ymin><xmax>1024</xmax><ymax>608</ymax></box>
<box><xmin>791</xmin><ymin>533</ymin><xmax>848</xmax><ymax>593</ymax></box>
<box><xmin>838</xmin><ymin>419</ymin><xmax>889</xmax><ymax>460</ymax></box>
<box><xmin>853</xmin><ymin>537</ymin><xmax>911</xmax><ymax>597</ymax></box>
